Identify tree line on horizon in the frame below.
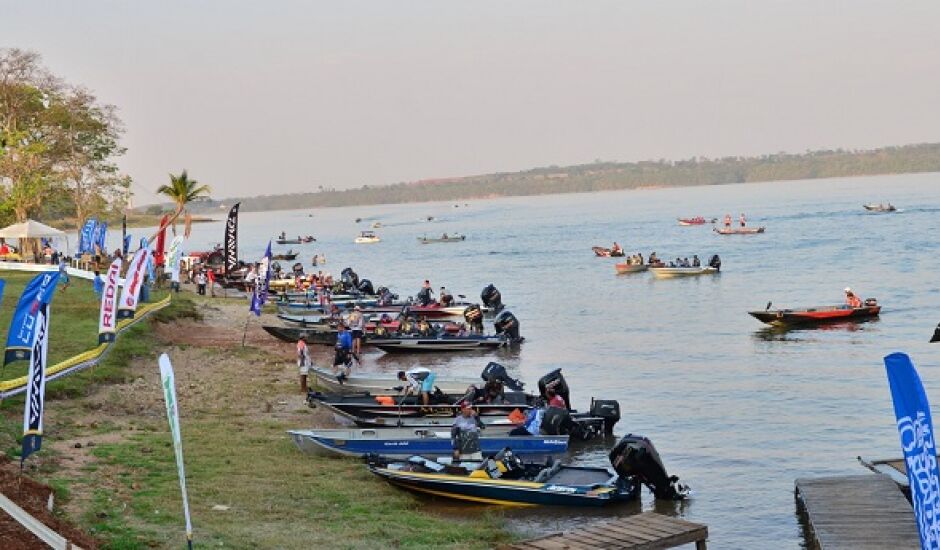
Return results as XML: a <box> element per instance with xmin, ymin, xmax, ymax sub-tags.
<box><xmin>204</xmin><ymin>142</ymin><xmax>940</xmax><ymax>213</ymax></box>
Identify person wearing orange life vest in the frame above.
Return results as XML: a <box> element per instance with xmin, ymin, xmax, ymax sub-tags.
<box><xmin>844</xmin><ymin>287</ymin><xmax>862</xmax><ymax>308</ymax></box>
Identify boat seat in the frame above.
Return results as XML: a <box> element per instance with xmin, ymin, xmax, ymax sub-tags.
<box><xmin>534</xmin><ymin>461</ymin><xmax>563</xmax><ymax>483</ymax></box>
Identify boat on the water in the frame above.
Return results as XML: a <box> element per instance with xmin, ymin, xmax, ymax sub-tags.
<box><xmin>288</xmin><ymin>428</ymin><xmax>569</xmax><ymax>458</ymax></box>
<box><xmin>355</xmin><ymin>230</ymin><xmax>381</xmax><ymax>244</ymax></box>
<box><xmin>310</xmin><ymin>365</ymin><xmax>492</xmax><ymax>395</ymax></box>
<box><xmin>713</xmin><ymin>226</ymin><xmax>765</xmax><ymax>235</ymax></box>
<box><xmin>677</xmin><ymin>217</ymin><xmax>715</xmax><ymax>226</ymax></box>
<box><xmin>275</xmin><ymin>236</ymin><xmax>316</xmax><ymax>245</ymax></box>
<box><xmin>272</xmin><ymin>250</ymin><xmax>299</xmax><ymax>261</ymax></box>
<box><xmin>369</xmin><ymin>334</ymin><xmax>512</xmax><ymax>353</ymax></box>
<box><xmin>749</xmin><ymin>302</ymin><xmax>881</xmax><ymax>327</ymax></box>
<box><xmin>307</xmin><ymin>391</ymin><xmax>536</xmax><ymax>419</ymax></box>
<box><xmin>592</xmin><ymin>246</ymin><xmax>625</xmax><ymax>257</ymax></box>
<box><xmin>614</xmin><ymin>263</ymin><xmax>648</xmax><ymax>274</ymax></box>
<box><xmin>418</xmin><ymin>233</ymin><xmax>466</xmax><ymax>244</ymax></box>
<box><xmin>367</xmin><ymin>435</ymin><xmax>689</xmax><ymax>507</ymax></box>
<box><xmin>649</xmin><ymin>266</ymin><xmax>718</xmax><ymax>278</ymax></box>
<box><xmin>863</xmin><ymin>203</ymin><xmax>897</xmax><ymax>212</ymax></box>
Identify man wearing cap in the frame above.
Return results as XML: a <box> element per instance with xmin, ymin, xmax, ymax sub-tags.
<box><xmin>334</xmin><ymin>324</ymin><xmax>354</xmax><ymax>383</ymax></box>
<box><xmin>844</xmin><ymin>287</ymin><xmax>862</xmax><ymax>308</ymax></box>
<box><xmin>347</xmin><ymin>305</ymin><xmax>365</xmax><ymax>360</ymax></box>
<box><xmin>451</xmin><ymin>401</ymin><xmax>485</xmax><ymax>460</ymax></box>
<box><xmin>297</xmin><ymin>335</ymin><xmax>310</xmax><ymax>393</ymax></box>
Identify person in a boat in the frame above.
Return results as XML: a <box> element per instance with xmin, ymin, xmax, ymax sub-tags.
<box><xmin>451</xmin><ymin>401</ymin><xmax>485</xmax><ymax>460</ymax></box>
<box><xmin>333</xmin><ymin>323</ymin><xmax>354</xmax><ymax>383</ymax></box>
<box><xmin>443</xmin><ymin>233</ymin><xmax>448</xmax><ymax>239</ymax></box>
<box><xmin>637</xmin><ymin>252</ymin><xmax>644</xmax><ymax>265</ymax></box>
<box><xmin>739</xmin><ymin>213</ymin><xmax>747</xmax><ymax>227</ymax></box>
<box><xmin>546</xmin><ymin>385</ymin><xmax>566</xmax><ymax>409</ymax></box>
<box><xmin>279</xmin><ymin>231</ymin><xmax>286</xmax><ymax>240</ymax></box>
<box><xmin>477</xmin><ymin>379</ymin><xmax>507</xmax><ymax>404</ymax></box>
<box><xmin>692</xmin><ymin>255</ymin><xmax>701</xmax><ymax>267</ymax></box>
<box><xmin>844</xmin><ymin>287</ymin><xmax>862</xmax><ymax>308</ymax></box>
<box><xmin>417</xmin><ymin>280</ymin><xmax>434</xmax><ymax>306</ymax></box>
<box><xmin>439</xmin><ymin>286</ymin><xmax>453</xmax><ymax>306</ymax></box>
<box><xmin>416</xmin><ymin>316</ymin><xmax>432</xmax><ymax>336</ymax></box>
<box><xmin>648</xmin><ymin>252</ymin><xmax>658</xmax><ymax>265</ymax></box>
<box><xmin>509</xmin><ymin>406</ymin><xmax>544</xmax><ymax>436</ymax></box>
<box><xmin>724</xmin><ymin>214</ymin><xmax>732</xmax><ymax>228</ymax></box>
<box><xmin>398</xmin><ymin>367</ymin><xmax>435</xmax><ymax>409</ymax></box>
<box><xmin>611</xmin><ymin>242</ymin><xmax>623</xmax><ymax>256</ymax></box>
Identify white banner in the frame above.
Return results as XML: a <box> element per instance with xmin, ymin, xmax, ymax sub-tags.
<box><xmin>21</xmin><ymin>304</ymin><xmax>50</xmax><ymax>463</ymax></box>
<box><xmin>159</xmin><ymin>354</ymin><xmax>194</xmax><ymax>546</ymax></box>
<box><xmin>118</xmin><ymin>248</ymin><xmax>150</xmax><ymax>319</ymax></box>
<box><xmin>98</xmin><ymin>258</ymin><xmax>123</xmax><ymax>344</ymax></box>
<box><xmin>167</xmin><ymin>236</ymin><xmax>185</xmax><ymax>284</ymax></box>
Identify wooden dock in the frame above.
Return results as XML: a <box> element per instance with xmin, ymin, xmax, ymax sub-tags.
<box><xmin>502</xmin><ymin>511</ymin><xmax>708</xmax><ymax>549</ymax></box>
<box><xmin>795</xmin><ymin>474</ymin><xmax>920</xmax><ymax>549</ymax></box>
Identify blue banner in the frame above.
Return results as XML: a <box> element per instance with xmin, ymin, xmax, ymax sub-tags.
<box><xmin>884</xmin><ymin>352</ymin><xmax>940</xmax><ymax>549</ymax></box>
<box><xmin>123</xmin><ymin>234</ymin><xmax>132</xmax><ymax>257</ymax></box>
<box><xmin>249</xmin><ymin>242</ymin><xmax>272</xmax><ymax>316</ymax></box>
<box><xmin>0</xmin><ymin>279</ymin><xmax>5</xmax><ymax>307</ymax></box>
<box><xmin>79</xmin><ymin>219</ymin><xmax>97</xmax><ymax>254</ymax></box>
<box><xmin>4</xmin><ymin>272</ymin><xmax>60</xmax><ymax>365</ymax></box>
<box><xmin>21</xmin><ymin>303</ymin><xmax>50</xmax><ymax>464</ymax></box>
<box><xmin>95</xmin><ymin>221</ymin><xmax>108</xmax><ymax>253</ymax></box>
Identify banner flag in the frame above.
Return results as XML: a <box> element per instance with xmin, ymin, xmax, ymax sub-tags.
<box><xmin>98</xmin><ymin>258</ymin><xmax>123</xmax><ymax>344</ymax></box>
<box><xmin>249</xmin><ymin>241</ymin><xmax>272</xmax><ymax>316</ymax></box>
<box><xmin>884</xmin><ymin>352</ymin><xmax>940</xmax><ymax>549</ymax></box>
<box><xmin>158</xmin><ymin>354</ymin><xmax>194</xmax><ymax>547</ymax></box>
<box><xmin>4</xmin><ymin>272</ymin><xmax>60</xmax><ymax>365</ymax></box>
<box><xmin>167</xmin><ymin>236</ymin><xmax>185</xmax><ymax>284</ymax></box>
<box><xmin>0</xmin><ymin>279</ymin><xmax>5</xmax><ymax>308</ymax></box>
<box><xmin>154</xmin><ymin>214</ymin><xmax>169</xmax><ymax>266</ymax></box>
<box><xmin>123</xmin><ymin>234</ymin><xmax>132</xmax><ymax>257</ymax></box>
<box><xmin>224</xmin><ymin>203</ymin><xmax>240</xmax><ymax>273</ymax></box>
<box><xmin>121</xmin><ymin>214</ymin><xmax>128</xmax><ymax>255</ymax></box>
<box><xmin>79</xmin><ymin>219</ymin><xmax>97</xmax><ymax>254</ymax></box>
<box><xmin>117</xmin><ymin>248</ymin><xmax>150</xmax><ymax>319</ymax></box>
<box><xmin>21</xmin><ymin>303</ymin><xmax>51</xmax><ymax>464</ymax></box>
<box><xmin>95</xmin><ymin>221</ymin><xmax>108</xmax><ymax>253</ymax></box>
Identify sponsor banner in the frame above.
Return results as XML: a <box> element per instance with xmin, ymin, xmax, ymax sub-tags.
<box><xmin>224</xmin><ymin>203</ymin><xmax>240</xmax><ymax>273</ymax></box>
<box><xmin>249</xmin><ymin>241</ymin><xmax>272</xmax><ymax>316</ymax></box>
<box><xmin>79</xmin><ymin>219</ymin><xmax>97</xmax><ymax>254</ymax></box>
<box><xmin>98</xmin><ymin>258</ymin><xmax>123</xmax><ymax>344</ymax></box>
<box><xmin>4</xmin><ymin>272</ymin><xmax>60</xmax><ymax>365</ymax></box>
<box><xmin>21</xmin><ymin>304</ymin><xmax>50</xmax><ymax>464</ymax></box>
<box><xmin>121</xmin><ymin>214</ymin><xmax>128</xmax><ymax>255</ymax></box>
<box><xmin>155</xmin><ymin>214</ymin><xmax>169</xmax><ymax>266</ymax></box>
<box><xmin>159</xmin><ymin>354</ymin><xmax>194</xmax><ymax>545</ymax></box>
<box><xmin>884</xmin><ymin>352</ymin><xmax>940</xmax><ymax>549</ymax></box>
<box><xmin>117</xmin><ymin>248</ymin><xmax>150</xmax><ymax>319</ymax></box>
<box><xmin>167</xmin><ymin>236</ymin><xmax>185</xmax><ymax>284</ymax></box>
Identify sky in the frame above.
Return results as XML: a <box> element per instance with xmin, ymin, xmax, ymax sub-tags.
<box><xmin>3</xmin><ymin>1</ymin><xmax>939</xmax><ymax>205</ymax></box>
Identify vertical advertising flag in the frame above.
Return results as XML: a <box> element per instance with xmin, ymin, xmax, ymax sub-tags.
<box><xmin>224</xmin><ymin>203</ymin><xmax>240</xmax><ymax>273</ymax></box>
<box><xmin>158</xmin><ymin>354</ymin><xmax>194</xmax><ymax>548</ymax></box>
<box><xmin>95</xmin><ymin>221</ymin><xmax>108</xmax><ymax>253</ymax></box>
<box><xmin>123</xmin><ymin>234</ymin><xmax>132</xmax><ymax>257</ymax></box>
<box><xmin>249</xmin><ymin>242</ymin><xmax>272</xmax><ymax>316</ymax></box>
<box><xmin>98</xmin><ymin>258</ymin><xmax>123</xmax><ymax>344</ymax></box>
<box><xmin>4</xmin><ymin>272</ymin><xmax>60</xmax><ymax>365</ymax></box>
<box><xmin>166</xmin><ymin>236</ymin><xmax>185</xmax><ymax>284</ymax></box>
<box><xmin>21</xmin><ymin>303</ymin><xmax>50</xmax><ymax>464</ymax></box>
<box><xmin>121</xmin><ymin>214</ymin><xmax>128</xmax><ymax>254</ymax></box>
<box><xmin>79</xmin><ymin>219</ymin><xmax>97</xmax><ymax>254</ymax></box>
<box><xmin>155</xmin><ymin>214</ymin><xmax>170</xmax><ymax>266</ymax></box>
<box><xmin>117</xmin><ymin>248</ymin><xmax>150</xmax><ymax>319</ymax></box>
<box><xmin>884</xmin><ymin>352</ymin><xmax>940</xmax><ymax>549</ymax></box>
<box><xmin>0</xmin><ymin>279</ymin><xmax>5</xmax><ymax>307</ymax></box>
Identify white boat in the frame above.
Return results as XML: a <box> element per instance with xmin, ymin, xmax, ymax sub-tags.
<box><xmin>354</xmin><ymin>230</ymin><xmax>381</xmax><ymax>244</ymax></box>
<box><xmin>310</xmin><ymin>365</ymin><xmax>478</xmax><ymax>394</ymax></box>
<box><xmin>649</xmin><ymin>266</ymin><xmax>719</xmax><ymax>278</ymax></box>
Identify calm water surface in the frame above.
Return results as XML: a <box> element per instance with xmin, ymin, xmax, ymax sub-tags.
<box><xmin>129</xmin><ymin>173</ymin><xmax>939</xmax><ymax>548</ymax></box>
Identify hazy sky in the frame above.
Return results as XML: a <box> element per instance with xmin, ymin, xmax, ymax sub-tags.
<box><xmin>3</xmin><ymin>1</ymin><xmax>939</xmax><ymax>204</ymax></box>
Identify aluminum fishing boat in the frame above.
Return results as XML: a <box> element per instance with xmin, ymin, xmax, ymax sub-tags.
<box><xmin>369</xmin><ymin>334</ymin><xmax>512</xmax><ymax>352</ymax></box>
<box><xmin>649</xmin><ymin>266</ymin><xmax>718</xmax><ymax>278</ymax></box>
<box><xmin>713</xmin><ymin>226</ymin><xmax>765</xmax><ymax>235</ymax></box>
<box><xmin>310</xmin><ymin>365</ymin><xmax>481</xmax><ymax>395</ymax></box>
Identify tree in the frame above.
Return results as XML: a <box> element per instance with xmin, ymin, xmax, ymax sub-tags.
<box><xmin>156</xmin><ymin>170</ymin><xmax>211</xmax><ymax>223</ymax></box>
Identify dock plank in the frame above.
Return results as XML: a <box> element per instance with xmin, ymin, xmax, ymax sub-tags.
<box><xmin>502</xmin><ymin>512</ymin><xmax>708</xmax><ymax>550</ymax></box>
<box><xmin>795</xmin><ymin>474</ymin><xmax>920</xmax><ymax>550</ymax></box>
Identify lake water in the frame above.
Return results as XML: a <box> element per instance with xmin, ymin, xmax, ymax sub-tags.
<box><xmin>125</xmin><ymin>173</ymin><xmax>939</xmax><ymax>548</ymax></box>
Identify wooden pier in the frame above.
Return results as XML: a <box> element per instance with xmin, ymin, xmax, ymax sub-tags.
<box><xmin>502</xmin><ymin>511</ymin><xmax>708</xmax><ymax>549</ymax></box>
<box><xmin>795</xmin><ymin>474</ymin><xmax>920</xmax><ymax>549</ymax></box>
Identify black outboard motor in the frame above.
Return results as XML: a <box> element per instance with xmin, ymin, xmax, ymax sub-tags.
<box><xmin>480</xmin><ymin>362</ymin><xmax>525</xmax><ymax>392</ymax></box>
<box><xmin>341</xmin><ymin>267</ymin><xmax>359</xmax><ymax>291</ymax></box>
<box><xmin>481</xmin><ymin>284</ymin><xmax>503</xmax><ymax>313</ymax></box>
<box><xmin>376</xmin><ymin>286</ymin><xmax>397</xmax><ymax>306</ymax></box>
<box><xmin>416</xmin><ymin>287</ymin><xmax>433</xmax><ymax>306</ymax></box>
<box><xmin>590</xmin><ymin>398</ymin><xmax>621</xmax><ymax>435</ymax></box>
<box><xmin>463</xmin><ymin>304</ymin><xmax>484</xmax><ymax>333</ymax></box>
<box><xmin>291</xmin><ymin>262</ymin><xmax>303</xmax><ymax>275</ymax></box>
<box><xmin>537</xmin><ymin>369</ymin><xmax>571</xmax><ymax>412</ymax></box>
<box><xmin>541</xmin><ymin>406</ymin><xmax>585</xmax><ymax>439</ymax></box>
<box><xmin>493</xmin><ymin>310</ymin><xmax>522</xmax><ymax>343</ymax></box>
<box><xmin>708</xmin><ymin>254</ymin><xmax>721</xmax><ymax>271</ymax></box>
<box><xmin>357</xmin><ymin>279</ymin><xmax>374</xmax><ymax>296</ymax></box>
<box><xmin>609</xmin><ymin>434</ymin><xmax>689</xmax><ymax>500</ymax></box>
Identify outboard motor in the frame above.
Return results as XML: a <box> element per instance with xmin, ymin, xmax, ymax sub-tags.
<box><xmin>341</xmin><ymin>267</ymin><xmax>359</xmax><ymax>290</ymax></box>
<box><xmin>416</xmin><ymin>287</ymin><xmax>433</xmax><ymax>306</ymax></box>
<box><xmin>357</xmin><ymin>279</ymin><xmax>375</xmax><ymax>296</ymax></box>
<box><xmin>376</xmin><ymin>286</ymin><xmax>396</xmax><ymax>306</ymax></box>
<box><xmin>291</xmin><ymin>262</ymin><xmax>303</xmax><ymax>275</ymax></box>
<box><xmin>480</xmin><ymin>362</ymin><xmax>525</xmax><ymax>392</ymax></box>
<box><xmin>481</xmin><ymin>284</ymin><xmax>503</xmax><ymax>313</ymax></box>
<box><xmin>542</xmin><ymin>407</ymin><xmax>586</xmax><ymax>439</ymax></box>
<box><xmin>590</xmin><ymin>398</ymin><xmax>621</xmax><ymax>435</ymax></box>
<box><xmin>463</xmin><ymin>304</ymin><xmax>484</xmax><ymax>333</ymax></box>
<box><xmin>609</xmin><ymin>435</ymin><xmax>690</xmax><ymax>500</ymax></box>
<box><xmin>493</xmin><ymin>310</ymin><xmax>522</xmax><ymax>343</ymax></box>
<box><xmin>708</xmin><ymin>254</ymin><xmax>721</xmax><ymax>271</ymax></box>
<box><xmin>537</xmin><ymin>369</ymin><xmax>571</xmax><ymax>412</ymax></box>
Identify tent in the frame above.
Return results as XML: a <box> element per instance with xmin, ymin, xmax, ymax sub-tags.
<box><xmin>0</xmin><ymin>219</ymin><xmax>69</xmax><ymax>261</ymax></box>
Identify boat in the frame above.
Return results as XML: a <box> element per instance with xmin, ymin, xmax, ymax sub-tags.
<box><xmin>310</xmin><ymin>365</ymin><xmax>484</xmax><ymax>395</ymax></box>
<box><xmin>275</xmin><ymin>235</ymin><xmax>315</xmax><ymax>244</ymax></box>
<box><xmin>355</xmin><ymin>231</ymin><xmax>381</xmax><ymax>244</ymax></box>
<box><xmin>677</xmin><ymin>217</ymin><xmax>715</xmax><ymax>226</ymax></box>
<box><xmin>288</xmin><ymin>428</ymin><xmax>569</xmax><ymax>459</ymax></box>
<box><xmin>418</xmin><ymin>233</ymin><xmax>466</xmax><ymax>244</ymax></box>
<box><xmin>649</xmin><ymin>266</ymin><xmax>718</xmax><ymax>278</ymax></box>
<box><xmin>405</xmin><ymin>303</ymin><xmax>484</xmax><ymax>318</ymax></box>
<box><xmin>366</xmin><ymin>435</ymin><xmax>689</xmax><ymax>507</ymax></box>
<box><xmin>262</xmin><ymin>325</ymin><xmax>346</xmax><ymax>345</ymax></box>
<box><xmin>272</xmin><ymin>251</ymin><xmax>299</xmax><ymax>261</ymax></box>
<box><xmin>592</xmin><ymin>246</ymin><xmax>625</xmax><ymax>257</ymax></box>
<box><xmin>307</xmin><ymin>391</ymin><xmax>537</xmax><ymax>419</ymax></box>
<box><xmin>713</xmin><ymin>226</ymin><xmax>765</xmax><ymax>235</ymax></box>
<box><xmin>863</xmin><ymin>203</ymin><xmax>897</xmax><ymax>212</ymax></box>
<box><xmin>369</xmin><ymin>334</ymin><xmax>512</xmax><ymax>353</ymax></box>
<box><xmin>372</xmin><ymin>222</ymin><xmax>383</xmax><ymax>228</ymax></box>
<box><xmin>614</xmin><ymin>263</ymin><xmax>648</xmax><ymax>274</ymax></box>
<box><xmin>748</xmin><ymin>302</ymin><xmax>881</xmax><ymax>327</ymax></box>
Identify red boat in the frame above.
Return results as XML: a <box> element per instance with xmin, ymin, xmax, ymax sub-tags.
<box><xmin>749</xmin><ymin>302</ymin><xmax>881</xmax><ymax>327</ymax></box>
<box><xmin>592</xmin><ymin>246</ymin><xmax>625</xmax><ymax>257</ymax></box>
<box><xmin>677</xmin><ymin>217</ymin><xmax>714</xmax><ymax>226</ymax></box>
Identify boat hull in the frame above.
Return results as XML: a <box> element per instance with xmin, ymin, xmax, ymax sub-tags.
<box><xmin>650</xmin><ymin>266</ymin><xmax>718</xmax><ymax>278</ymax></box>
<box><xmin>713</xmin><ymin>226</ymin><xmax>765</xmax><ymax>235</ymax></box>
<box><xmin>370</xmin><ymin>337</ymin><xmax>508</xmax><ymax>352</ymax></box>
<box><xmin>310</xmin><ymin>366</ymin><xmax>479</xmax><ymax>394</ymax></box>
<box><xmin>614</xmin><ymin>264</ymin><xmax>648</xmax><ymax>274</ymax></box>
<box><xmin>288</xmin><ymin>429</ymin><xmax>568</xmax><ymax>458</ymax></box>
<box><xmin>749</xmin><ymin>305</ymin><xmax>881</xmax><ymax>326</ymax></box>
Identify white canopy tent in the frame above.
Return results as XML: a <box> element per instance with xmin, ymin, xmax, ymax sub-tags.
<box><xmin>0</xmin><ymin>219</ymin><xmax>70</xmax><ymax>260</ymax></box>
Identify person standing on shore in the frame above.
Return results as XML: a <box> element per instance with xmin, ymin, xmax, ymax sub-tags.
<box><xmin>297</xmin><ymin>335</ymin><xmax>310</xmax><ymax>393</ymax></box>
<box><xmin>195</xmin><ymin>270</ymin><xmax>207</xmax><ymax>295</ymax></box>
<box><xmin>333</xmin><ymin>324</ymin><xmax>353</xmax><ymax>383</ymax></box>
<box><xmin>206</xmin><ymin>268</ymin><xmax>216</xmax><ymax>297</ymax></box>
<box><xmin>347</xmin><ymin>305</ymin><xmax>365</xmax><ymax>361</ymax></box>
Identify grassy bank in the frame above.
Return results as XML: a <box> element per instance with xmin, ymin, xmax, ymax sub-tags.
<box><xmin>0</xmin><ymin>279</ymin><xmax>511</xmax><ymax>549</ymax></box>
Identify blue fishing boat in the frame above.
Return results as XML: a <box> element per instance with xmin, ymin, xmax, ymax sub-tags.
<box><xmin>288</xmin><ymin>428</ymin><xmax>569</xmax><ymax>458</ymax></box>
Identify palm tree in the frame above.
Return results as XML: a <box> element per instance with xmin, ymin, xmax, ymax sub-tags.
<box><xmin>155</xmin><ymin>170</ymin><xmax>210</xmax><ymax>235</ymax></box>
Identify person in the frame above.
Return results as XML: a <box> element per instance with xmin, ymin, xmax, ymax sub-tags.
<box><xmin>333</xmin><ymin>323</ymin><xmax>354</xmax><ymax>383</ymax></box>
<box><xmin>439</xmin><ymin>286</ymin><xmax>453</xmax><ymax>306</ymax></box>
<box><xmin>297</xmin><ymin>335</ymin><xmax>310</xmax><ymax>393</ymax></box>
<box><xmin>546</xmin><ymin>385</ymin><xmax>566</xmax><ymax>409</ymax></box>
<box><xmin>692</xmin><ymin>255</ymin><xmax>701</xmax><ymax>267</ymax></box>
<box><xmin>347</xmin><ymin>305</ymin><xmax>365</xmax><ymax>359</ymax></box>
<box><xmin>58</xmin><ymin>258</ymin><xmax>70</xmax><ymax>292</ymax></box>
<box><xmin>206</xmin><ymin>268</ymin><xmax>216</xmax><ymax>297</ymax></box>
<box><xmin>311</xmin><ymin>254</ymin><xmax>318</xmax><ymax>267</ymax></box>
<box><xmin>739</xmin><ymin>213</ymin><xmax>747</xmax><ymax>227</ymax></box>
<box><xmin>611</xmin><ymin>242</ymin><xmax>623</xmax><ymax>256</ymax></box>
<box><xmin>844</xmin><ymin>287</ymin><xmax>862</xmax><ymax>308</ymax></box>
<box><xmin>416</xmin><ymin>280</ymin><xmax>434</xmax><ymax>306</ymax></box>
<box><xmin>509</xmin><ymin>406</ymin><xmax>544</xmax><ymax>436</ymax></box>
<box><xmin>398</xmin><ymin>367</ymin><xmax>435</xmax><ymax>409</ymax></box>
<box><xmin>244</xmin><ymin>265</ymin><xmax>258</xmax><ymax>294</ymax></box>
<box><xmin>451</xmin><ymin>401</ymin><xmax>485</xmax><ymax>460</ymax></box>
<box><xmin>724</xmin><ymin>214</ymin><xmax>732</xmax><ymax>228</ymax></box>
<box><xmin>195</xmin><ymin>269</ymin><xmax>207</xmax><ymax>295</ymax></box>
<box><xmin>648</xmin><ymin>252</ymin><xmax>658</xmax><ymax>265</ymax></box>
<box><xmin>0</xmin><ymin>241</ymin><xmax>9</xmax><ymax>256</ymax></box>
<box><xmin>279</xmin><ymin>230</ymin><xmax>286</xmax><ymax>240</ymax></box>
<box><xmin>92</xmin><ymin>270</ymin><xmax>104</xmax><ymax>295</ymax></box>
<box><xmin>637</xmin><ymin>252</ymin><xmax>644</xmax><ymax>265</ymax></box>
